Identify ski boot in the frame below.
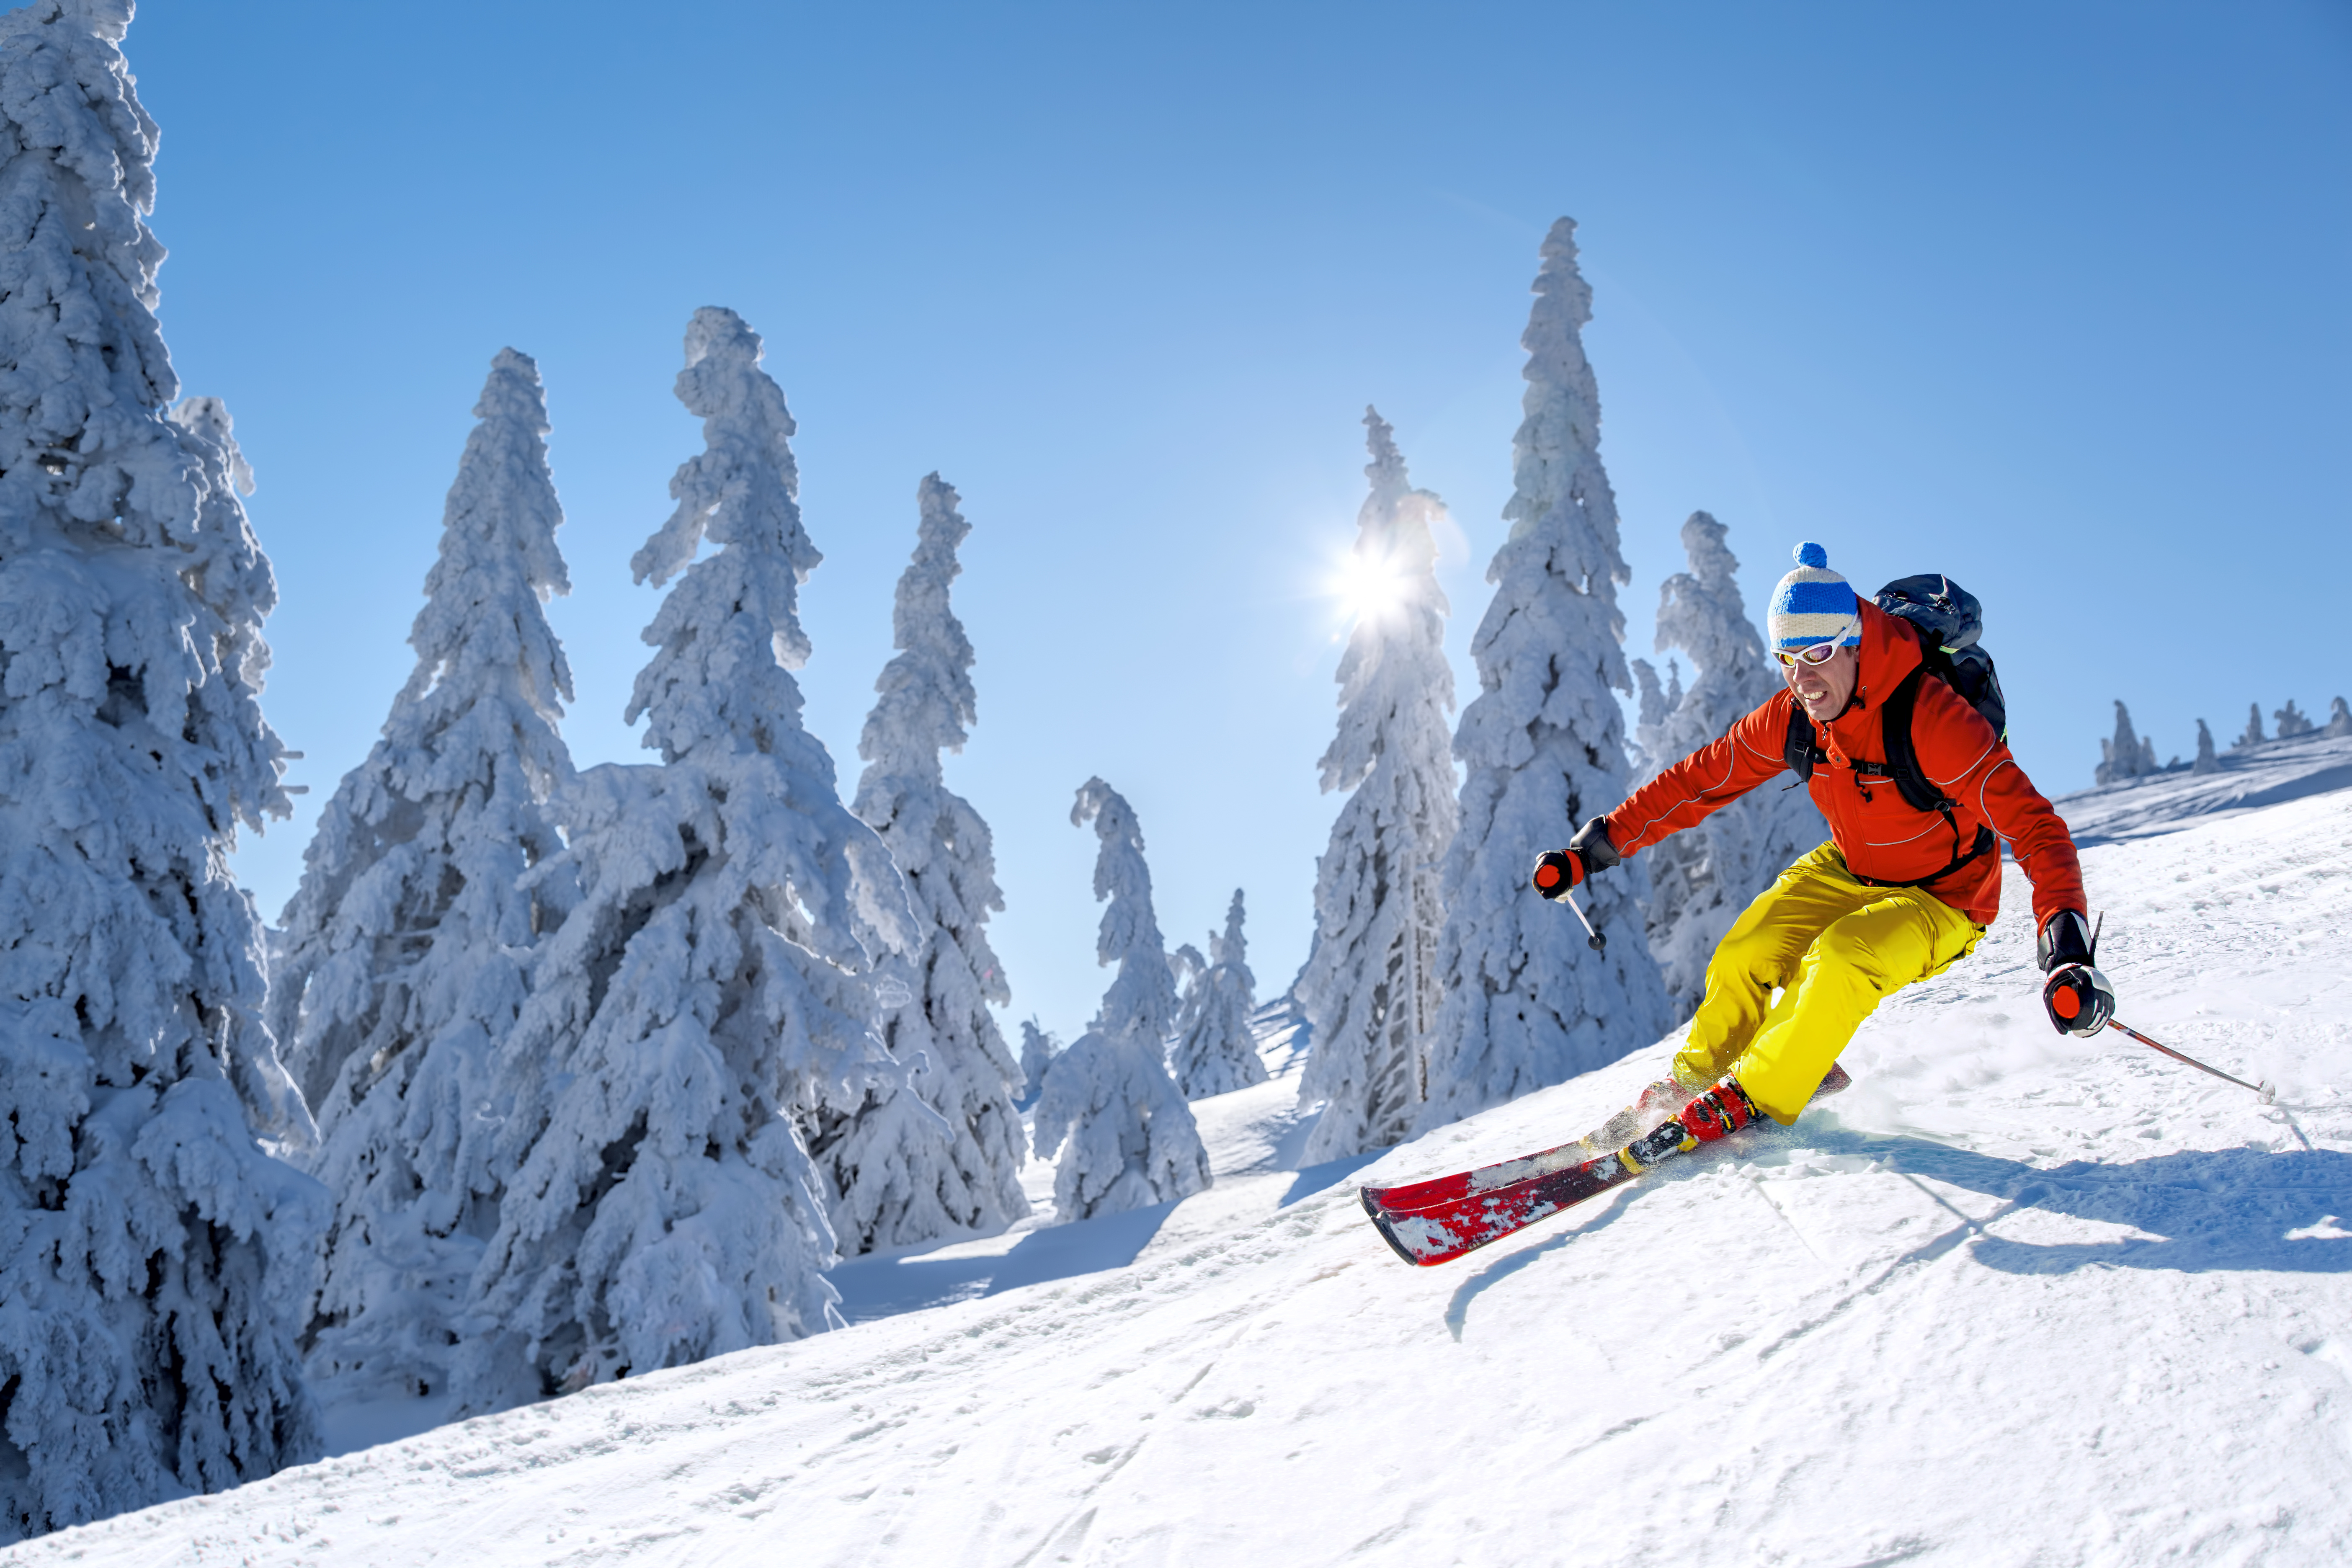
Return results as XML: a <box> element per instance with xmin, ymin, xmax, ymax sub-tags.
<box><xmin>1620</xmin><ymin>1077</ymin><xmax>1763</xmax><ymax>1172</ymax></box>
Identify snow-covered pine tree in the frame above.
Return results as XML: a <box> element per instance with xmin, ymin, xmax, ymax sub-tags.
<box><xmin>2274</xmin><ymin>699</ymin><xmax>2314</xmax><ymax>739</ymax></box>
<box><xmin>1017</xmin><ymin>1018</ymin><xmax>1059</xmax><ymax>1107</ymax></box>
<box><xmin>2192</xmin><ymin>718</ymin><xmax>2221</xmax><ymax>774</ymax></box>
<box><xmin>1416</xmin><ymin>218</ymin><xmax>1673</xmax><ymax>1136</ymax></box>
<box><xmin>269</xmin><ymin>350</ymin><xmax>576</xmax><ymax>1407</ymax></box>
<box><xmin>1627</xmin><ymin>656</ymin><xmax>1679</xmax><ymax>776</ymax></box>
<box><xmin>2326</xmin><ymin>699</ymin><xmax>2352</xmax><ymax>739</ymax></box>
<box><xmin>1297</xmin><ymin>408</ymin><xmax>1459</xmax><ymax>1158</ymax></box>
<box><xmin>1168</xmin><ymin>942</ymin><xmax>1208</xmax><ymax>1041</ymax></box>
<box><xmin>1171</xmin><ymin>890</ymin><xmax>1264</xmax><ymax>1099</ymax></box>
<box><xmin>450</xmin><ymin>308</ymin><xmax>912</xmax><ymax>1413</ymax></box>
<box><xmin>2236</xmin><ymin>703</ymin><xmax>2265</xmax><ymax>749</ymax></box>
<box><xmin>1033</xmin><ymin>780</ymin><xmax>1211</xmax><ymax>1220</ymax></box>
<box><xmin>1635</xmin><ymin>513</ymin><xmax>1828</xmax><ymax>1017</ymax></box>
<box><xmin>2097</xmin><ymin>700</ymin><xmax>2150</xmax><ymax>785</ymax></box>
<box><xmin>0</xmin><ymin>1</ymin><xmax>321</xmax><ymax>1536</ymax></box>
<box><xmin>822</xmin><ymin>473</ymin><xmax>1027</xmax><ymax>1253</ymax></box>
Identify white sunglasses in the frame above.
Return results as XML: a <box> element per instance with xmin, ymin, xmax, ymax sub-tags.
<box><xmin>1774</xmin><ymin>642</ymin><xmax>1845</xmax><ymax>669</ymax></box>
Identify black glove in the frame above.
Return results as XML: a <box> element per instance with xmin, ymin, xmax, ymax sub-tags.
<box><xmin>1568</xmin><ymin>816</ymin><xmax>1621</xmax><ymax>874</ymax></box>
<box><xmin>2043</xmin><ymin>963</ymin><xmax>2115</xmax><ymax>1037</ymax></box>
<box><xmin>1529</xmin><ymin>849</ymin><xmax>1583</xmax><ymax>900</ymax></box>
<box><xmin>2037</xmin><ymin>910</ymin><xmax>2113</xmax><ymax>1037</ymax></box>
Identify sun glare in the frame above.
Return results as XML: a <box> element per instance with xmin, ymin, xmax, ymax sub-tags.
<box><xmin>1332</xmin><ymin>547</ymin><xmax>1409</xmax><ymax>626</ymax></box>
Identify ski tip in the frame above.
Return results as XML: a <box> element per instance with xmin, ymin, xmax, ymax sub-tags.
<box><xmin>1359</xmin><ymin>1191</ymin><xmax>1436</xmax><ymax>1267</ymax></box>
<box><xmin>2261</xmin><ymin>1082</ymin><xmax>2277</xmax><ymax>1105</ymax></box>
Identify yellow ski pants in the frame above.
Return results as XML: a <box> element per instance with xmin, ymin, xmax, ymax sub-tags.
<box><xmin>1671</xmin><ymin>842</ymin><xmax>1986</xmax><ymax>1124</ymax></box>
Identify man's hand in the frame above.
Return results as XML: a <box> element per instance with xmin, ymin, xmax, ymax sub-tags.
<box><xmin>1529</xmin><ymin>849</ymin><xmax>1583</xmax><ymax>900</ymax></box>
<box><xmin>1530</xmin><ymin>818</ymin><xmax>1622</xmax><ymax>901</ymax></box>
<box><xmin>2037</xmin><ymin>910</ymin><xmax>2114</xmax><ymax>1036</ymax></box>
<box><xmin>2043</xmin><ymin>963</ymin><xmax>2115</xmax><ymax>1037</ymax></box>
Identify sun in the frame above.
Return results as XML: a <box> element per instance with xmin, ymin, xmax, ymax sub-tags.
<box><xmin>1331</xmin><ymin>546</ymin><xmax>1410</xmax><ymax>626</ymax></box>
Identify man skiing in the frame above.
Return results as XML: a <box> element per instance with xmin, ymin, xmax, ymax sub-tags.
<box><xmin>1531</xmin><ymin>542</ymin><xmax>2115</xmax><ymax>1155</ymax></box>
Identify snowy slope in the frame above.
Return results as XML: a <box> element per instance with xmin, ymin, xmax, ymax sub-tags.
<box><xmin>13</xmin><ymin>796</ymin><xmax>2352</xmax><ymax>1565</ymax></box>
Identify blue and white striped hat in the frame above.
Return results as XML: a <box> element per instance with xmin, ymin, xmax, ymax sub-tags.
<box><xmin>1768</xmin><ymin>542</ymin><xmax>1862</xmax><ymax>651</ymax></box>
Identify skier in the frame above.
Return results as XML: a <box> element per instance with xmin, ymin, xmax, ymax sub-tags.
<box><xmin>1532</xmin><ymin>542</ymin><xmax>2114</xmax><ymax>1152</ymax></box>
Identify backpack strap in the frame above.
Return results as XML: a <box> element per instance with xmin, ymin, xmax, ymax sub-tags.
<box><xmin>1876</xmin><ymin>665</ymin><xmax>1942</xmax><ymax>815</ymax></box>
<box><xmin>1783</xmin><ymin>699</ymin><xmax>1820</xmax><ymax>782</ymax></box>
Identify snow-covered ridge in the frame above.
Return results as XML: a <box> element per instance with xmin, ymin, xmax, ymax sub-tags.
<box><xmin>18</xmin><ymin>785</ymin><xmax>2349</xmax><ymax>1565</ymax></box>
<box><xmin>2055</xmin><ymin>726</ymin><xmax>2352</xmax><ymax>846</ymax></box>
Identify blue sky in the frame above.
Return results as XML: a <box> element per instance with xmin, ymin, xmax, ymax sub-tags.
<box><xmin>129</xmin><ymin>1</ymin><xmax>2349</xmax><ymax>1042</ymax></box>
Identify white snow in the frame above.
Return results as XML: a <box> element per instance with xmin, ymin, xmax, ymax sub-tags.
<box><xmin>18</xmin><ymin>778</ymin><xmax>2352</xmax><ymax>1565</ymax></box>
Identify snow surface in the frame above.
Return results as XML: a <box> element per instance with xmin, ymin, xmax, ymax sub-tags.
<box><xmin>15</xmin><ymin>789</ymin><xmax>2352</xmax><ymax>1564</ymax></box>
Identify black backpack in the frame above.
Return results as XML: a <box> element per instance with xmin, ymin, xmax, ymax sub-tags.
<box><xmin>1781</xmin><ymin>574</ymin><xmax>2009</xmax><ymax>888</ymax></box>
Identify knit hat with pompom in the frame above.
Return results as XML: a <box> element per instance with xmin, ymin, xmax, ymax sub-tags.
<box><xmin>1768</xmin><ymin>542</ymin><xmax>1862</xmax><ymax>651</ymax></box>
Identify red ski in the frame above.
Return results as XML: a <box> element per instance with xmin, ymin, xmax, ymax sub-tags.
<box><xmin>1357</xmin><ymin>1064</ymin><xmax>1852</xmax><ymax>1267</ymax></box>
<box><xmin>1359</xmin><ymin>1144</ymin><xmax>1639</xmax><ymax>1266</ymax></box>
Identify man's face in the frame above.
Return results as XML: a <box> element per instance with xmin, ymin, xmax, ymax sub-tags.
<box><xmin>1782</xmin><ymin>644</ymin><xmax>1860</xmax><ymax>721</ymax></box>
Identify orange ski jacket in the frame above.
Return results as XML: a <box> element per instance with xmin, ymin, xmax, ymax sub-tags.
<box><xmin>1607</xmin><ymin>600</ymin><xmax>2086</xmax><ymax>931</ymax></box>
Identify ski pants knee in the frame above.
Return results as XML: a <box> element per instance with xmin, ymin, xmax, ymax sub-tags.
<box><xmin>1671</xmin><ymin>842</ymin><xmax>1986</xmax><ymax>1124</ymax></box>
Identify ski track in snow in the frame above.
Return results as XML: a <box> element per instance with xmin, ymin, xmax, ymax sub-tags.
<box><xmin>14</xmin><ymin>793</ymin><xmax>2352</xmax><ymax>1566</ymax></box>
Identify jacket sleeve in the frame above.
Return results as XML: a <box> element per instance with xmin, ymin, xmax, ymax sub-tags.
<box><xmin>1607</xmin><ymin>692</ymin><xmax>1801</xmax><ymax>858</ymax></box>
<box><xmin>1909</xmin><ymin>681</ymin><xmax>2087</xmax><ymax>932</ymax></box>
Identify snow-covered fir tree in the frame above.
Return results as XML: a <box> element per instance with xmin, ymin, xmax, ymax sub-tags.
<box><xmin>2326</xmin><ymin>699</ymin><xmax>2352</xmax><ymax>739</ymax></box>
<box><xmin>269</xmin><ymin>350</ymin><xmax>576</xmax><ymax>1407</ymax></box>
<box><xmin>0</xmin><ymin>1</ymin><xmax>321</xmax><ymax>1536</ymax></box>
<box><xmin>2236</xmin><ymin>703</ymin><xmax>2266</xmax><ymax>749</ymax></box>
<box><xmin>2192</xmin><ymin>718</ymin><xmax>2221</xmax><ymax>774</ymax></box>
<box><xmin>1635</xmin><ymin>514</ymin><xmax>1828</xmax><ymax>1017</ymax></box>
<box><xmin>1416</xmin><ymin>218</ymin><xmax>1673</xmax><ymax>1137</ymax></box>
<box><xmin>821</xmin><ymin>473</ymin><xmax>1027</xmax><ymax>1253</ymax></box>
<box><xmin>2096</xmin><ymin>700</ymin><xmax>2154</xmax><ymax>785</ymax></box>
<box><xmin>1166</xmin><ymin>942</ymin><xmax>1210</xmax><ymax>1076</ymax></box>
<box><xmin>2274</xmin><ymin>699</ymin><xmax>2314</xmax><ymax>739</ymax></box>
<box><xmin>1171</xmin><ymin>890</ymin><xmax>1264</xmax><ymax>1099</ymax></box>
<box><xmin>1627</xmin><ymin>656</ymin><xmax>1680</xmax><ymax>775</ymax></box>
<box><xmin>1033</xmin><ymin>780</ymin><xmax>1210</xmax><ymax>1220</ymax></box>
<box><xmin>1297</xmin><ymin>408</ymin><xmax>1459</xmax><ymax>1158</ymax></box>
<box><xmin>1017</xmin><ymin>1018</ymin><xmax>1059</xmax><ymax>1107</ymax></box>
<box><xmin>450</xmin><ymin>309</ymin><xmax>911</xmax><ymax>1413</ymax></box>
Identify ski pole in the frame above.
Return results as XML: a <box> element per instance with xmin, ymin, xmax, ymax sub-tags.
<box><xmin>2106</xmin><ymin>1018</ymin><xmax>2274</xmax><ymax>1103</ymax></box>
<box><xmin>1563</xmin><ymin>892</ymin><xmax>1605</xmax><ymax>953</ymax></box>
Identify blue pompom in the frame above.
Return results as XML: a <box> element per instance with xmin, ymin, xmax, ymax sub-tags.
<box><xmin>1795</xmin><ymin>542</ymin><xmax>1829</xmax><ymax>569</ymax></box>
